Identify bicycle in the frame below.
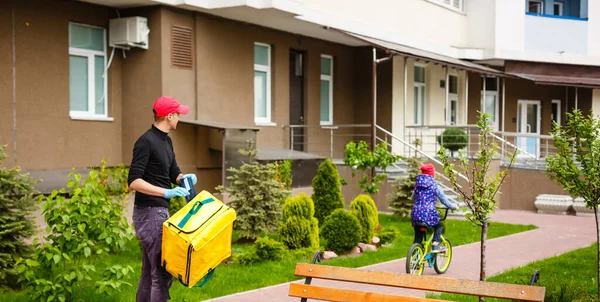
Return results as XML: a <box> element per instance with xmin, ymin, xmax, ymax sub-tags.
<box><xmin>405</xmin><ymin>207</ymin><xmax>453</xmax><ymax>275</ymax></box>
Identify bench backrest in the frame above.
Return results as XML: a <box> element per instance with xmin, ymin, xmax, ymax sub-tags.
<box><xmin>290</xmin><ymin>263</ymin><xmax>545</xmax><ymax>302</ymax></box>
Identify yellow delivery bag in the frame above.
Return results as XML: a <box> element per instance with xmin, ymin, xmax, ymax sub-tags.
<box><xmin>161</xmin><ymin>190</ymin><xmax>236</xmax><ymax>288</ymax></box>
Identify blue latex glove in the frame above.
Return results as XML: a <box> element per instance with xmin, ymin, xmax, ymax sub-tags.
<box><xmin>182</xmin><ymin>173</ymin><xmax>197</xmax><ymax>185</ymax></box>
<box><xmin>164</xmin><ymin>187</ymin><xmax>190</xmax><ymax>199</ymax></box>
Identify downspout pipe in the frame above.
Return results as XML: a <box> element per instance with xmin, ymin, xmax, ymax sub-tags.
<box><xmin>371</xmin><ymin>48</ymin><xmax>393</xmax><ymax>151</ymax></box>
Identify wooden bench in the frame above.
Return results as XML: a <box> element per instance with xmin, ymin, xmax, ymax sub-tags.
<box><xmin>289</xmin><ymin>263</ymin><xmax>545</xmax><ymax>302</ymax></box>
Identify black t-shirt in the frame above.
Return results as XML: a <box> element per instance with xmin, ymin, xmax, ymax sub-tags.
<box><xmin>127</xmin><ymin>125</ymin><xmax>182</xmax><ymax>208</ymax></box>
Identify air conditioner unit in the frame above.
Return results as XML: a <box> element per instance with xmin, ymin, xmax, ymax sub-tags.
<box><xmin>109</xmin><ymin>16</ymin><xmax>149</xmax><ymax>50</ymax></box>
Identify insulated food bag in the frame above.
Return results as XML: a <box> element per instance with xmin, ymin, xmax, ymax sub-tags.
<box><xmin>161</xmin><ymin>190</ymin><xmax>236</xmax><ymax>287</ymax></box>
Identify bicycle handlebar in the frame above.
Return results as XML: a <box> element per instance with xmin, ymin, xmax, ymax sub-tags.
<box><xmin>437</xmin><ymin>207</ymin><xmax>450</xmax><ymax>221</ymax></box>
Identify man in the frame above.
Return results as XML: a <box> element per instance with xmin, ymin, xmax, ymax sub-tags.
<box><xmin>127</xmin><ymin>96</ymin><xmax>197</xmax><ymax>302</ymax></box>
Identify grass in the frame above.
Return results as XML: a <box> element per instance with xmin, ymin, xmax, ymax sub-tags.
<box><xmin>1</xmin><ymin>214</ymin><xmax>535</xmax><ymax>302</ymax></box>
<box><xmin>428</xmin><ymin>242</ymin><xmax>599</xmax><ymax>302</ymax></box>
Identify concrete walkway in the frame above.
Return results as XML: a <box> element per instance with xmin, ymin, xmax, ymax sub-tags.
<box><xmin>207</xmin><ymin>210</ymin><xmax>597</xmax><ymax>301</ymax></box>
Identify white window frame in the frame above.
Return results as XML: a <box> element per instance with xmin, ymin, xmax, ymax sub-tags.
<box><xmin>554</xmin><ymin>1</ymin><xmax>563</xmax><ymax>16</ymax></box>
<box><xmin>414</xmin><ymin>63</ymin><xmax>427</xmax><ymax>126</ymax></box>
<box><xmin>320</xmin><ymin>54</ymin><xmax>334</xmax><ymax>126</ymax></box>
<box><xmin>69</xmin><ymin>22</ymin><xmax>111</xmax><ymax>121</ymax></box>
<box><xmin>481</xmin><ymin>76</ymin><xmax>499</xmax><ymax>131</ymax></box>
<box><xmin>552</xmin><ymin>99</ymin><xmax>561</xmax><ymax>126</ymax></box>
<box><xmin>528</xmin><ymin>0</ymin><xmax>544</xmax><ymax>14</ymax></box>
<box><xmin>427</xmin><ymin>0</ymin><xmax>463</xmax><ymax>12</ymax></box>
<box><xmin>254</xmin><ymin>42</ymin><xmax>273</xmax><ymax>125</ymax></box>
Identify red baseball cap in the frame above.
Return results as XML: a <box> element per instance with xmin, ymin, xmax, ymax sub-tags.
<box><xmin>153</xmin><ymin>96</ymin><xmax>190</xmax><ymax>117</ymax></box>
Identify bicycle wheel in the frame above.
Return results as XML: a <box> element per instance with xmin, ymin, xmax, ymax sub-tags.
<box><xmin>406</xmin><ymin>243</ymin><xmax>425</xmax><ymax>275</ymax></box>
<box><xmin>434</xmin><ymin>237</ymin><xmax>452</xmax><ymax>274</ymax></box>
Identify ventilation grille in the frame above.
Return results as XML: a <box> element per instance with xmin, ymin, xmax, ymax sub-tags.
<box><xmin>171</xmin><ymin>26</ymin><xmax>193</xmax><ymax>69</ymax></box>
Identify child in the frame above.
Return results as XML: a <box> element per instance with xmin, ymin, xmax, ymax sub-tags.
<box><xmin>411</xmin><ymin>163</ymin><xmax>457</xmax><ymax>250</ymax></box>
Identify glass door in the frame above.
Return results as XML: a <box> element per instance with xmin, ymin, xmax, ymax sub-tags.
<box><xmin>517</xmin><ymin>100</ymin><xmax>541</xmax><ymax>158</ymax></box>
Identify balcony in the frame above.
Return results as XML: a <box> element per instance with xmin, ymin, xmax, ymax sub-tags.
<box><xmin>525</xmin><ymin>0</ymin><xmax>588</xmax><ymax>54</ymax></box>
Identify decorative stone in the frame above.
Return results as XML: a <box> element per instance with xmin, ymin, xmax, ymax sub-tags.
<box><xmin>350</xmin><ymin>246</ymin><xmax>361</xmax><ymax>255</ymax></box>
<box><xmin>573</xmin><ymin>197</ymin><xmax>595</xmax><ymax>217</ymax></box>
<box><xmin>357</xmin><ymin>242</ymin><xmax>367</xmax><ymax>252</ymax></box>
<box><xmin>534</xmin><ymin>194</ymin><xmax>573</xmax><ymax>215</ymax></box>
<box><xmin>371</xmin><ymin>236</ymin><xmax>380</xmax><ymax>245</ymax></box>
<box><xmin>322</xmin><ymin>251</ymin><xmax>338</xmax><ymax>260</ymax></box>
<box><xmin>363</xmin><ymin>244</ymin><xmax>377</xmax><ymax>252</ymax></box>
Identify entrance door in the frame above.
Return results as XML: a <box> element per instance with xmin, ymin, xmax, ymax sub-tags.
<box><xmin>517</xmin><ymin>100</ymin><xmax>541</xmax><ymax>158</ymax></box>
<box><xmin>289</xmin><ymin>50</ymin><xmax>305</xmax><ymax>151</ymax></box>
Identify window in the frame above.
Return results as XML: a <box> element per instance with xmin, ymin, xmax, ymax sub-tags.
<box><xmin>431</xmin><ymin>0</ymin><xmax>463</xmax><ymax>11</ymax></box>
<box><xmin>551</xmin><ymin>100</ymin><xmax>561</xmax><ymax>127</ymax></box>
<box><xmin>481</xmin><ymin>77</ymin><xmax>499</xmax><ymax>130</ymax></box>
<box><xmin>69</xmin><ymin>23</ymin><xmax>108</xmax><ymax>119</ymax></box>
<box><xmin>554</xmin><ymin>2</ymin><xmax>563</xmax><ymax>16</ymax></box>
<box><xmin>320</xmin><ymin>55</ymin><xmax>333</xmax><ymax>125</ymax></box>
<box><xmin>414</xmin><ymin>65</ymin><xmax>426</xmax><ymax>125</ymax></box>
<box><xmin>528</xmin><ymin>0</ymin><xmax>543</xmax><ymax>14</ymax></box>
<box><xmin>254</xmin><ymin>43</ymin><xmax>271</xmax><ymax>124</ymax></box>
<box><xmin>449</xmin><ymin>75</ymin><xmax>458</xmax><ymax>125</ymax></box>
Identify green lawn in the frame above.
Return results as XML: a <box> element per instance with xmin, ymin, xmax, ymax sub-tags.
<box><xmin>1</xmin><ymin>214</ymin><xmax>536</xmax><ymax>302</ymax></box>
<box><xmin>429</xmin><ymin>242</ymin><xmax>599</xmax><ymax>302</ymax></box>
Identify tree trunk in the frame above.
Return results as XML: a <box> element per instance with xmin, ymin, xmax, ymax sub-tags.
<box><xmin>595</xmin><ymin>204</ymin><xmax>600</xmax><ymax>299</ymax></box>
<box><xmin>479</xmin><ymin>221</ymin><xmax>488</xmax><ymax>302</ymax></box>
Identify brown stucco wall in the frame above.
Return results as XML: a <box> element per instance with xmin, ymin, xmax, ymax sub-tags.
<box><xmin>0</xmin><ymin>2</ymin><xmax>14</xmax><ymax>163</ymax></box>
<box><xmin>5</xmin><ymin>0</ymin><xmax>123</xmax><ymax>171</ymax></box>
<box><xmin>121</xmin><ymin>6</ymin><xmax>163</xmax><ymax>165</ymax></box>
<box><xmin>194</xmin><ymin>13</ymin><xmax>363</xmax><ymax>155</ymax></box>
<box><xmin>499</xmin><ymin>167</ymin><xmax>568</xmax><ymax>211</ymax></box>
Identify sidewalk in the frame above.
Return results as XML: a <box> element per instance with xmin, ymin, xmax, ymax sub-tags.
<box><xmin>207</xmin><ymin>210</ymin><xmax>597</xmax><ymax>301</ymax></box>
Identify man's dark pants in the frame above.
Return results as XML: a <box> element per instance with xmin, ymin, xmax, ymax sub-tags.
<box><xmin>133</xmin><ymin>205</ymin><xmax>173</xmax><ymax>302</ymax></box>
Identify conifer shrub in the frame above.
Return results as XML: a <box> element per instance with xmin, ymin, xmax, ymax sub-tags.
<box><xmin>387</xmin><ymin>157</ymin><xmax>421</xmax><ymax>216</ymax></box>
<box><xmin>217</xmin><ymin>141</ymin><xmax>290</xmax><ymax>240</ymax></box>
<box><xmin>234</xmin><ymin>236</ymin><xmax>285</xmax><ymax>265</ymax></box>
<box><xmin>279</xmin><ymin>193</ymin><xmax>319</xmax><ymax>249</ymax></box>
<box><xmin>320</xmin><ymin>209</ymin><xmax>361</xmax><ymax>254</ymax></box>
<box><xmin>312</xmin><ymin>159</ymin><xmax>344</xmax><ymax>223</ymax></box>
<box><xmin>0</xmin><ymin>146</ymin><xmax>38</xmax><ymax>291</ymax></box>
<box><xmin>349</xmin><ymin>194</ymin><xmax>378</xmax><ymax>243</ymax></box>
<box><xmin>376</xmin><ymin>227</ymin><xmax>399</xmax><ymax>246</ymax></box>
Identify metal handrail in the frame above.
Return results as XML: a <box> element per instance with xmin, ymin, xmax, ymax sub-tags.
<box><xmin>376</xmin><ymin>125</ymin><xmax>469</xmax><ymax>182</ymax></box>
<box><xmin>283</xmin><ymin>124</ymin><xmax>371</xmax><ymax>129</ymax></box>
<box><xmin>489</xmin><ymin>132</ymin><xmax>537</xmax><ymax>159</ymax></box>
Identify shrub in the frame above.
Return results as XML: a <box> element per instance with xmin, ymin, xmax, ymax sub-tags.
<box><xmin>437</xmin><ymin>128</ymin><xmax>468</xmax><ymax>157</ymax></box>
<box><xmin>253</xmin><ymin>237</ymin><xmax>285</xmax><ymax>262</ymax></box>
<box><xmin>17</xmin><ymin>161</ymin><xmax>135</xmax><ymax>301</ymax></box>
<box><xmin>280</xmin><ymin>194</ymin><xmax>319</xmax><ymax>249</ymax></box>
<box><xmin>344</xmin><ymin>141</ymin><xmax>401</xmax><ymax>195</ymax></box>
<box><xmin>282</xmin><ymin>193</ymin><xmax>314</xmax><ymax>221</ymax></box>
<box><xmin>349</xmin><ymin>194</ymin><xmax>378</xmax><ymax>243</ymax></box>
<box><xmin>169</xmin><ymin>194</ymin><xmax>186</xmax><ymax>216</ymax></box>
<box><xmin>274</xmin><ymin>160</ymin><xmax>293</xmax><ymax>190</ymax></box>
<box><xmin>376</xmin><ymin>227</ymin><xmax>399</xmax><ymax>246</ymax></box>
<box><xmin>234</xmin><ymin>237</ymin><xmax>285</xmax><ymax>265</ymax></box>
<box><xmin>217</xmin><ymin>141</ymin><xmax>290</xmax><ymax>240</ymax></box>
<box><xmin>387</xmin><ymin>157</ymin><xmax>421</xmax><ymax>217</ymax></box>
<box><xmin>312</xmin><ymin>159</ymin><xmax>344</xmax><ymax>223</ymax></box>
<box><xmin>0</xmin><ymin>146</ymin><xmax>38</xmax><ymax>291</ymax></box>
<box><xmin>320</xmin><ymin>209</ymin><xmax>361</xmax><ymax>254</ymax></box>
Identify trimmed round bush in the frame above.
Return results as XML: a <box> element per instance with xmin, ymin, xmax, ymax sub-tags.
<box><xmin>349</xmin><ymin>194</ymin><xmax>379</xmax><ymax>243</ymax></box>
<box><xmin>312</xmin><ymin>159</ymin><xmax>344</xmax><ymax>223</ymax></box>
<box><xmin>253</xmin><ymin>237</ymin><xmax>285</xmax><ymax>261</ymax></box>
<box><xmin>282</xmin><ymin>193</ymin><xmax>314</xmax><ymax>221</ymax></box>
<box><xmin>437</xmin><ymin>128</ymin><xmax>468</xmax><ymax>156</ymax></box>
<box><xmin>321</xmin><ymin>209</ymin><xmax>361</xmax><ymax>254</ymax></box>
<box><xmin>376</xmin><ymin>226</ymin><xmax>399</xmax><ymax>246</ymax></box>
<box><xmin>280</xmin><ymin>216</ymin><xmax>319</xmax><ymax>249</ymax></box>
<box><xmin>279</xmin><ymin>194</ymin><xmax>319</xmax><ymax>249</ymax></box>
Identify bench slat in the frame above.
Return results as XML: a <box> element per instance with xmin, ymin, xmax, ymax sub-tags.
<box><xmin>294</xmin><ymin>264</ymin><xmax>545</xmax><ymax>302</ymax></box>
<box><xmin>289</xmin><ymin>283</ymin><xmax>446</xmax><ymax>302</ymax></box>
